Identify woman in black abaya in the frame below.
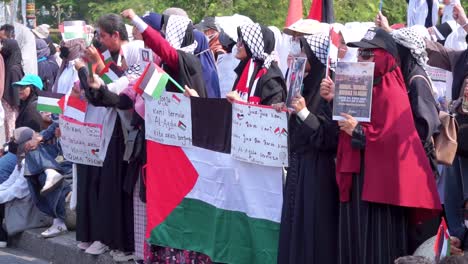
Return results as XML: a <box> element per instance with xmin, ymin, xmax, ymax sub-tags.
<box><xmin>277</xmin><ymin>33</ymin><xmax>339</xmax><ymax>264</ymax></box>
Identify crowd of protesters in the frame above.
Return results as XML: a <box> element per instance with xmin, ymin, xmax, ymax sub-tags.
<box><xmin>0</xmin><ymin>1</ymin><xmax>466</xmax><ymax>264</ymax></box>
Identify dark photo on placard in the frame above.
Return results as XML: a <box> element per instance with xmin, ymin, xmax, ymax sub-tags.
<box><xmin>333</xmin><ymin>62</ymin><xmax>374</xmax><ymax>122</ymax></box>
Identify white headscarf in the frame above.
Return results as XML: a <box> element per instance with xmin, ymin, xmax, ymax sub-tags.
<box><xmin>407</xmin><ymin>0</ymin><xmax>439</xmax><ymax>27</ymax></box>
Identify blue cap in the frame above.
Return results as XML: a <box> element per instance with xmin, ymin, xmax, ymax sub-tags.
<box><xmin>141</xmin><ymin>12</ymin><xmax>163</xmax><ymax>31</ymax></box>
<box><xmin>13</xmin><ymin>74</ymin><xmax>43</xmax><ymax>90</ymax></box>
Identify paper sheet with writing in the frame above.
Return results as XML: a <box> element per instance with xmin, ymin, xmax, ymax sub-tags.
<box><xmin>145</xmin><ymin>91</ymin><xmax>193</xmax><ymax>147</ymax></box>
<box><xmin>59</xmin><ymin>116</ymin><xmax>103</xmax><ymax>167</ymax></box>
<box><xmin>333</xmin><ymin>62</ymin><xmax>374</xmax><ymax>122</ymax></box>
<box><xmin>231</xmin><ymin>102</ymin><xmax>289</xmax><ymax>167</ymax></box>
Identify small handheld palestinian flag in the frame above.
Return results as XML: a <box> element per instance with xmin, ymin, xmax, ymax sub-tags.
<box><xmin>326</xmin><ymin>25</ymin><xmax>340</xmax><ymax>78</ymax></box>
<box><xmin>101</xmin><ymin>50</ymin><xmax>113</xmax><ymax>65</ymax></box>
<box><xmin>140</xmin><ymin>63</ymin><xmax>170</xmax><ymax>99</ymax></box>
<box><xmin>434</xmin><ymin>218</ymin><xmax>451</xmax><ymax>263</ymax></box>
<box><xmin>60</xmin><ymin>21</ymin><xmax>87</xmax><ymax>41</ymax></box>
<box><xmin>99</xmin><ymin>63</ymin><xmax>125</xmax><ymax>84</ymax></box>
<box><xmin>37</xmin><ymin>91</ymin><xmax>65</xmax><ymax>114</ymax></box>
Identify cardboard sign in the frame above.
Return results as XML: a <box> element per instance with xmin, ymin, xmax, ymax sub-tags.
<box><xmin>59</xmin><ymin>116</ymin><xmax>103</xmax><ymax>167</ymax></box>
<box><xmin>145</xmin><ymin>91</ymin><xmax>193</xmax><ymax>147</ymax></box>
<box><xmin>231</xmin><ymin>101</ymin><xmax>289</xmax><ymax>167</ymax></box>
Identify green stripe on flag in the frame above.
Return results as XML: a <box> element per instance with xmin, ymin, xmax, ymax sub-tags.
<box><xmin>101</xmin><ymin>74</ymin><xmax>113</xmax><ymax>84</ymax></box>
<box><xmin>152</xmin><ymin>74</ymin><xmax>169</xmax><ymax>99</ymax></box>
<box><xmin>150</xmin><ymin>198</ymin><xmax>280</xmax><ymax>264</ymax></box>
<box><xmin>37</xmin><ymin>104</ymin><xmax>62</xmax><ymax>114</ymax></box>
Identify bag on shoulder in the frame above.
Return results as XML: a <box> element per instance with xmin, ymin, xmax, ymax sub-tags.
<box><xmin>434</xmin><ymin>111</ymin><xmax>458</xmax><ymax>165</ymax></box>
<box><xmin>409</xmin><ymin>75</ymin><xmax>458</xmax><ymax>165</ymax></box>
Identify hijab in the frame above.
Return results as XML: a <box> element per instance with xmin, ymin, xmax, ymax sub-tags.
<box><xmin>233</xmin><ymin>23</ymin><xmax>278</xmax><ymax>103</ymax></box>
<box><xmin>194</xmin><ymin>30</ymin><xmax>221</xmax><ymax>98</ymax></box>
<box><xmin>165</xmin><ymin>15</ymin><xmax>198</xmax><ymax>54</ymax></box>
<box><xmin>300</xmin><ymin>33</ymin><xmax>331</xmax><ymax>113</ymax></box>
<box><xmin>1</xmin><ymin>39</ymin><xmax>24</xmax><ymax>106</ymax></box>
<box><xmin>36</xmin><ymin>38</ymin><xmax>50</xmax><ymax>59</ymax></box>
<box><xmin>335</xmin><ymin>49</ymin><xmax>441</xmax><ymax>217</ymax></box>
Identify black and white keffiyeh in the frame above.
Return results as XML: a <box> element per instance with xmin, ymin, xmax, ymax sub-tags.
<box><xmin>391</xmin><ymin>27</ymin><xmax>428</xmax><ymax>67</ymax></box>
<box><xmin>303</xmin><ymin>33</ymin><xmax>336</xmax><ymax>71</ymax></box>
<box><xmin>239</xmin><ymin>23</ymin><xmax>276</xmax><ymax>69</ymax></box>
<box><xmin>166</xmin><ymin>15</ymin><xmax>198</xmax><ymax>54</ymax></box>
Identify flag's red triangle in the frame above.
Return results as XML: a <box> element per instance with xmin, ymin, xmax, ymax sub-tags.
<box><xmin>145</xmin><ymin>141</ymin><xmax>198</xmax><ymax>238</ymax></box>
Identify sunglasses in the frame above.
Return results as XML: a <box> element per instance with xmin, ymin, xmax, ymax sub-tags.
<box><xmin>358</xmin><ymin>49</ymin><xmax>375</xmax><ymax>60</ymax></box>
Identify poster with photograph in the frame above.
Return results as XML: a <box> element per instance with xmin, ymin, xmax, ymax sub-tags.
<box><xmin>286</xmin><ymin>56</ymin><xmax>307</xmax><ymax>109</ymax></box>
<box><xmin>333</xmin><ymin>62</ymin><xmax>374</xmax><ymax>122</ymax></box>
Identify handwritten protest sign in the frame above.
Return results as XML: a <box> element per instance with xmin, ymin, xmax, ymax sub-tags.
<box><xmin>333</xmin><ymin>62</ymin><xmax>374</xmax><ymax>122</ymax></box>
<box><xmin>59</xmin><ymin>116</ymin><xmax>103</xmax><ymax>167</ymax></box>
<box><xmin>231</xmin><ymin>101</ymin><xmax>289</xmax><ymax>167</ymax></box>
<box><xmin>145</xmin><ymin>91</ymin><xmax>193</xmax><ymax>147</ymax></box>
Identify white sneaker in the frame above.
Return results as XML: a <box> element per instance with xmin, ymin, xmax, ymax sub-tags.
<box><xmin>0</xmin><ymin>241</ymin><xmax>6</xmax><ymax>248</ymax></box>
<box><xmin>85</xmin><ymin>241</ymin><xmax>108</xmax><ymax>255</ymax></box>
<box><xmin>41</xmin><ymin>224</ymin><xmax>67</xmax><ymax>238</ymax></box>
<box><xmin>40</xmin><ymin>170</ymin><xmax>64</xmax><ymax>195</ymax></box>
<box><xmin>112</xmin><ymin>251</ymin><xmax>135</xmax><ymax>262</ymax></box>
<box><xmin>77</xmin><ymin>242</ymin><xmax>91</xmax><ymax>250</ymax></box>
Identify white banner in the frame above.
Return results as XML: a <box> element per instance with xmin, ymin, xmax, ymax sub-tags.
<box><xmin>231</xmin><ymin>101</ymin><xmax>289</xmax><ymax>167</ymax></box>
<box><xmin>145</xmin><ymin>91</ymin><xmax>193</xmax><ymax>147</ymax></box>
<box><xmin>59</xmin><ymin>116</ymin><xmax>103</xmax><ymax>167</ymax></box>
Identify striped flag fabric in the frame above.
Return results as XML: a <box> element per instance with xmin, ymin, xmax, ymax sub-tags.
<box><xmin>59</xmin><ymin>21</ymin><xmax>87</xmax><ymax>40</ymax></box>
<box><xmin>99</xmin><ymin>63</ymin><xmax>125</xmax><ymax>84</ymax></box>
<box><xmin>434</xmin><ymin>218</ymin><xmax>451</xmax><ymax>263</ymax></box>
<box><xmin>138</xmin><ymin>63</ymin><xmax>170</xmax><ymax>99</ymax></box>
<box><xmin>308</xmin><ymin>0</ymin><xmax>335</xmax><ymax>23</ymax></box>
<box><xmin>146</xmin><ymin>141</ymin><xmax>283</xmax><ymax>264</ymax></box>
<box><xmin>101</xmin><ymin>50</ymin><xmax>113</xmax><ymax>65</ymax></box>
<box><xmin>63</xmin><ymin>95</ymin><xmax>87</xmax><ymax>122</ymax></box>
<box><xmin>37</xmin><ymin>91</ymin><xmax>64</xmax><ymax>114</ymax></box>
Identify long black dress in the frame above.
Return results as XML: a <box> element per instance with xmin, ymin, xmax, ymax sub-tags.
<box><xmin>278</xmin><ymin>34</ymin><xmax>340</xmax><ymax>264</ymax></box>
<box><xmin>76</xmin><ymin>67</ymin><xmax>134</xmax><ymax>252</ymax></box>
<box><xmin>338</xmin><ymin>125</ymin><xmax>409</xmax><ymax>264</ymax></box>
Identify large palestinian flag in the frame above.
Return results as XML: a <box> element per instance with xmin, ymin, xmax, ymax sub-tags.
<box><xmin>145</xmin><ymin>98</ymin><xmax>283</xmax><ymax>264</ymax></box>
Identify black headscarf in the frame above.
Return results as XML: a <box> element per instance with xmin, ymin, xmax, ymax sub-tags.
<box><xmin>300</xmin><ymin>34</ymin><xmax>330</xmax><ymax>114</ymax></box>
<box><xmin>1</xmin><ymin>39</ymin><xmax>24</xmax><ymax>107</ymax></box>
<box><xmin>452</xmin><ymin>49</ymin><xmax>468</xmax><ymax>101</ymax></box>
<box><xmin>396</xmin><ymin>43</ymin><xmax>419</xmax><ymax>88</ymax></box>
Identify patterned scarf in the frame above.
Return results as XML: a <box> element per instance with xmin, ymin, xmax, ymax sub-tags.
<box><xmin>238</xmin><ymin>23</ymin><xmax>276</xmax><ymax>69</ymax></box>
<box><xmin>166</xmin><ymin>15</ymin><xmax>198</xmax><ymax>54</ymax></box>
<box><xmin>303</xmin><ymin>33</ymin><xmax>336</xmax><ymax>71</ymax></box>
<box><xmin>391</xmin><ymin>27</ymin><xmax>428</xmax><ymax>67</ymax></box>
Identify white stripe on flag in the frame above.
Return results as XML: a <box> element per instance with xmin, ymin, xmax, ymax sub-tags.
<box><xmin>144</xmin><ymin>72</ymin><xmax>163</xmax><ymax>96</ymax></box>
<box><xmin>182</xmin><ymin>147</ymin><xmax>283</xmax><ymax>222</ymax></box>
<box><xmin>38</xmin><ymin>96</ymin><xmax>59</xmax><ymax>106</ymax></box>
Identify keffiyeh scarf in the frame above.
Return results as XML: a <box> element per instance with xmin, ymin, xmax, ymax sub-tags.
<box><xmin>391</xmin><ymin>27</ymin><xmax>428</xmax><ymax>67</ymax></box>
<box><xmin>166</xmin><ymin>15</ymin><xmax>198</xmax><ymax>54</ymax></box>
<box><xmin>303</xmin><ymin>33</ymin><xmax>336</xmax><ymax>71</ymax></box>
<box><xmin>239</xmin><ymin>23</ymin><xmax>276</xmax><ymax>69</ymax></box>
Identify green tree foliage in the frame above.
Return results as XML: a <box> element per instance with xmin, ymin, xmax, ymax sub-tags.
<box><xmin>32</xmin><ymin>0</ymin><xmax>468</xmax><ymax>28</ymax></box>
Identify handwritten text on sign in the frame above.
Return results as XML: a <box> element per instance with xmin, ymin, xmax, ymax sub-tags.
<box><xmin>145</xmin><ymin>91</ymin><xmax>192</xmax><ymax>147</ymax></box>
<box><xmin>59</xmin><ymin>116</ymin><xmax>103</xmax><ymax>167</ymax></box>
<box><xmin>231</xmin><ymin>102</ymin><xmax>288</xmax><ymax>167</ymax></box>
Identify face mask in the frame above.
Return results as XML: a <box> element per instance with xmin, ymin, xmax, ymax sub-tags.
<box><xmin>59</xmin><ymin>46</ymin><xmax>69</xmax><ymax>59</ymax></box>
<box><xmin>232</xmin><ymin>45</ymin><xmax>238</xmax><ymax>56</ymax></box>
<box><xmin>290</xmin><ymin>39</ymin><xmax>302</xmax><ymax>56</ymax></box>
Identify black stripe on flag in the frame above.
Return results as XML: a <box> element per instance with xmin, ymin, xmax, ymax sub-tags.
<box><xmin>190</xmin><ymin>97</ymin><xmax>232</xmax><ymax>153</ymax></box>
